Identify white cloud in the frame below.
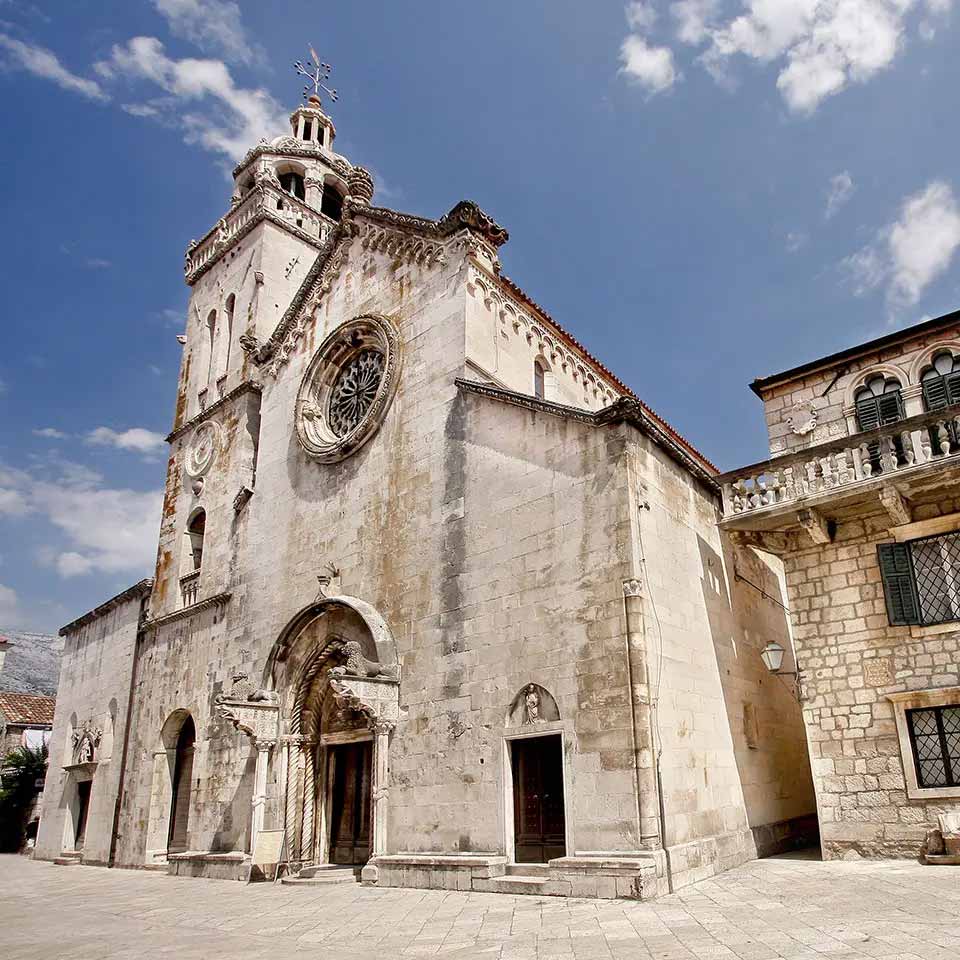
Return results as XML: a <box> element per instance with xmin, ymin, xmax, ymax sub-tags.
<box><xmin>94</xmin><ymin>36</ymin><xmax>288</xmax><ymax>160</ymax></box>
<box><xmin>0</xmin><ymin>582</ymin><xmax>18</xmax><ymax>623</ymax></box>
<box><xmin>786</xmin><ymin>230</ymin><xmax>808</xmax><ymax>253</ymax></box>
<box><xmin>844</xmin><ymin>180</ymin><xmax>960</xmax><ymax>307</ymax></box>
<box><xmin>671</xmin><ymin>0</ymin><xmax>719</xmax><ymax>43</ymax></box>
<box><xmin>33</xmin><ymin>427</ymin><xmax>68</xmax><ymax>440</ymax></box>
<box><xmin>620</xmin><ymin>34</ymin><xmax>679</xmax><ymax>95</ymax></box>
<box><xmin>0</xmin><ymin>33</ymin><xmax>107</xmax><ymax>101</ymax></box>
<box><xmin>0</xmin><ymin>488</ymin><xmax>29</xmax><ymax>516</ymax></box>
<box><xmin>87</xmin><ymin>426</ymin><xmax>167</xmax><ymax>454</ymax></box>
<box><xmin>625</xmin><ymin>1</ymin><xmax>954</xmax><ymax>113</ymax></box>
<box><xmin>0</xmin><ymin>458</ymin><xmax>161</xmax><ymax>580</ymax></box>
<box><xmin>825</xmin><ymin>171</ymin><xmax>855</xmax><ymax>219</ymax></box>
<box><xmin>152</xmin><ymin>0</ymin><xmax>254</xmax><ymax>63</ymax></box>
<box><xmin>626</xmin><ymin>1</ymin><xmax>659</xmax><ymax>30</ymax></box>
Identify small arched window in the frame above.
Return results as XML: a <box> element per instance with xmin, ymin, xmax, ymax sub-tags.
<box><xmin>279</xmin><ymin>171</ymin><xmax>305</xmax><ymax>201</ymax></box>
<box><xmin>223</xmin><ymin>294</ymin><xmax>235</xmax><ymax>378</ymax></box>
<box><xmin>921</xmin><ymin>351</ymin><xmax>960</xmax><ymax>410</ymax></box>
<box><xmin>321</xmin><ymin>183</ymin><xmax>343</xmax><ymax>221</ymax></box>
<box><xmin>534</xmin><ymin>360</ymin><xmax>546</xmax><ymax>400</ymax></box>
<box><xmin>186</xmin><ymin>511</ymin><xmax>205</xmax><ymax>572</ymax></box>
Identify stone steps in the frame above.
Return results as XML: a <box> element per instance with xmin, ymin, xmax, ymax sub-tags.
<box><xmin>280</xmin><ymin>865</ymin><xmax>359</xmax><ymax>886</ymax></box>
<box><xmin>53</xmin><ymin>851</ymin><xmax>82</xmax><ymax>866</ymax></box>
<box><xmin>487</xmin><ymin>875</ymin><xmax>550</xmax><ymax>895</ymax></box>
<box><xmin>506</xmin><ymin>863</ymin><xmax>549</xmax><ymax>878</ymax></box>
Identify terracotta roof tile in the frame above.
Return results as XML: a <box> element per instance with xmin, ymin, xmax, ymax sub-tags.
<box><xmin>0</xmin><ymin>691</ymin><xmax>56</xmax><ymax>726</ymax></box>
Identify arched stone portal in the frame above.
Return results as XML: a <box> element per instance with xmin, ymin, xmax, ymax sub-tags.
<box><xmin>218</xmin><ymin>596</ymin><xmax>399</xmax><ymax>880</ymax></box>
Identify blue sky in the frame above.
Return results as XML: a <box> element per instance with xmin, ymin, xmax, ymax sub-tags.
<box><xmin>1</xmin><ymin>0</ymin><xmax>959</xmax><ymax>632</ymax></box>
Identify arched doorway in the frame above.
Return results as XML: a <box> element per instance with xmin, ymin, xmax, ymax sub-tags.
<box><xmin>262</xmin><ymin>595</ymin><xmax>399</xmax><ymax>878</ymax></box>
<box><xmin>167</xmin><ymin>716</ymin><xmax>196</xmax><ymax>855</ymax></box>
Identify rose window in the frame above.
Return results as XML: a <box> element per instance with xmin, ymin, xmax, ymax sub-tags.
<box><xmin>295</xmin><ymin>315</ymin><xmax>402</xmax><ymax>463</ymax></box>
<box><xmin>328</xmin><ymin>349</ymin><xmax>385</xmax><ymax>437</ymax></box>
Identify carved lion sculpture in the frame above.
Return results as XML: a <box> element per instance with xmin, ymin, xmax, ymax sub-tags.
<box><xmin>338</xmin><ymin>639</ymin><xmax>398</xmax><ymax>680</ymax></box>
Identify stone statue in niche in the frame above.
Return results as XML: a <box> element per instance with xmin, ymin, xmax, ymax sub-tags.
<box><xmin>72</xmin><ymin>720</ymin><xmax>102</xmax><ymax>764</ymax></box>
<box><xmin>507</xmin><ymin>683</ymin><xmax>560</xmax><ymax>727</ymax></box>
<box><xmin>523</xmin><ymin>685</ymin><xmax>543</xmax><ymax>724</ymax></box>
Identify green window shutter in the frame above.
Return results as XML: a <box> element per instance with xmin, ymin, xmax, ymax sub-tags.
<box><xmin>923</xmin><ymin>375</ymin><xmax>949</xmax><ymax>411</ymax></box>
<box><xmin>856</xmin><ymin>396</ymin><xmax>881</xmax><ymax>431</ymax></box>
<box><xmin>946</xmin><ymin>371</ymin><xmax>960</xmax><ymax>406</ymax></box>
<box><xmin>877</xmin><ymin>390</ymin><xmax>904</xmax><ymax>424</ymax></box>
<box><xmin>877</xmin><ymin>542</ymin><xmax>921</xmax><ymax>626</ymax></box>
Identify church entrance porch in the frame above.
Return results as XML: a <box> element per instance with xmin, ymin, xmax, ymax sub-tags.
<box><xmin>511</xmin><ymin>734</ymin><xmax>566</xmax><ymax>864</ymax></box>
<box><xmin>327</xmin><ymin>740</ymin><xmax>372</xmax><ymax>865</ymax></box>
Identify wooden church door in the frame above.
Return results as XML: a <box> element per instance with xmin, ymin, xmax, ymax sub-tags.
<box><xmin>512</xmin><ymin>735</ymin><xmax>566</xmax><ymax>863</ymax></box>
<box><xmin>167</xmin><ymin>717</ymin><xmax>196</xmax><ymax>855</ymax></box>
<box><xmin>328</xmin><ymin>740</ymin><xmax>372</xmax><ymax>865</ymax></box>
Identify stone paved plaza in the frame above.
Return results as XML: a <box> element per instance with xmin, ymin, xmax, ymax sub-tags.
<box><xmin>3</xmin><ymin>853</ymin><xmax>960</xmax><ymax>960</ymax></box>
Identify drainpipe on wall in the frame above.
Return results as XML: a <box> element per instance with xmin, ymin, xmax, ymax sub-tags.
<box><xmin>108</xmin><ymin>596</ymin><xmax>148</xmax><ymax>867</ymax></box>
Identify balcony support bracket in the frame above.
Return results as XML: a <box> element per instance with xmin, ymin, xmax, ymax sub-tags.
<box><xmin>797</xmin><ymin>507</ymin><xmax>832</xmax><ymax>545</ymax></box>
<box><xmin>728</xmin><ymin>530</ymin><xmax>790</xmax><ymax>556</ymax></box>
<box><xmin>879</xmin><ymin>485</ymin><xmax>913</xmax><ymax>527</ymax></box>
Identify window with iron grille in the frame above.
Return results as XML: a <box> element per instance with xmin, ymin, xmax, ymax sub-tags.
<box><xmin>878</xmin><ymin>531</ymin><xmax>960</xmax><ymax>626</ymax></box>
<box><xmin>906</xmin><ymin>705</ymin><xmax>960</xmax><ymax>788</ymax></box>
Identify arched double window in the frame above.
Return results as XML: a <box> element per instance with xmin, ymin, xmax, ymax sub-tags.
<box><xmin>921</xmin><ymin>351</ymin><xmax>960</xmax><ymax>452</ymax></box>
<box><xmin>854</xmin><ymin>374</ymin><xmax>905</xmax><ymax>470</ymax></box>
<box><xmin>186</xmin><ymin>511</ymin><xmax>205</xmax><ymax>573</ymax></box>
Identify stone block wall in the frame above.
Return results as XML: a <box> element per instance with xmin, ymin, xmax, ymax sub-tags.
<box><xmin>757</xmin><ymin>322</ymin><xmax>960</xmax><ymax>457</ymax></box>
<box><xmin>784</xmin><ymin>502</ymin><xmax>960</xmax><ymax>859</ymax></box>
<box><xmin>35</xmin><ymin>590</ymin><xmax>145</xmax><ymax>865</ymax></box>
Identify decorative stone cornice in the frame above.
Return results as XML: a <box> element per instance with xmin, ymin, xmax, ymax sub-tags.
<box><xmin>252</xmin><ymin>200</ymin><xmax>509</xmax><ymax>377</ymax></box>
<box><xmin>879</xmin><ymin>485</ymin><xmax>913</xmax><ymax>526</ymax></box>
<box><xmin>455</xmin><ymin>380</ymin><xmax>720</xmax><ymax>493</ymax></box>
<box><xmin>143</xmin><ymin>592</ymin><xmax>231</xmax><ymax>631</ymax></box>
<box><xmin>167</xmin><ymin>380</ymin><xmax>262</xmax><ymax>443</ymax></box>
<box><xmin>232</xmin><ymin>141</ymin><xmax>351</xmax><ymax>180</ymax></box>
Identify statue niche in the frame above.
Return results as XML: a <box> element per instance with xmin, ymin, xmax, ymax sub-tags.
<box><xmin>507</xmin><ymin>683</ymin><xmax>560</xmax><ymax>727</ymax></box>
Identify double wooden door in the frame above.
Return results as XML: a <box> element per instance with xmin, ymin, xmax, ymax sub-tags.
<box><xmin>328</xmin><ymin>741</ymin><xmax>372</xmax><ymax>865</ymax></box>
<box><xmin>512</xmin><ymin>735</ymin><xmax>566</xmax><ymax>863</ymax></box>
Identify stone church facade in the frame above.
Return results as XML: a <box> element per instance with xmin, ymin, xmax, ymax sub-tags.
<box><xmin>35</xmin><ymin>96</ymin><xmax>816</xmax><ymax>897</ymax></box>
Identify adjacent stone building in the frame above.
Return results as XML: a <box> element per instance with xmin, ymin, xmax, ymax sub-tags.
<box><xmin>35</xmin><ymin>93</ymin><xmax>815</xmax><ymax>897</ymax></box>
<box><xmin>0</xmin><ymin>691</ymin><xmax>55</xmax><ymax>755</ymax></box>
<box><xmin>720</xmin><ymin>312</ymin><xmax>960</xmax><ymax>859</ymax></box>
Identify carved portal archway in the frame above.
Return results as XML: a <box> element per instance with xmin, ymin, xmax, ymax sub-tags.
<box><xmin>220</xmin><ymin>596</ymin><xmax>399</xmax><ymax>879</ymax></box>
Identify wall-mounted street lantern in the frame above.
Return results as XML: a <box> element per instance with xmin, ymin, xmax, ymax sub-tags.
<box><xmin>760</xmin><ymin>640</ymin><xmax>804</xmax><ymax>701</ymax></box>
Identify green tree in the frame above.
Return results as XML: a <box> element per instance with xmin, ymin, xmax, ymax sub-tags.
<box><xmin>0</xmin><ymin>742</ymin><xmax>48</xmax><ymax>852</ymax></box>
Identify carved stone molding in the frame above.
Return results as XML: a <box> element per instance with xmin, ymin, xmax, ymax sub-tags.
<box><xmin>797</xmin><ymin>507</ymin><xmax>832</xmax><ymax>545</ymax></box>
<box><xmin>185</xmin><ymin>420</ymin><xmax>221</xmax><ymax>478</ymax></box>
<box><xmin>295</xmin><ymin>314</ymin><xmax>402</xmax><ymax>463</ymax></box>
<box><xmin>622</xmin><ymin>578</ymin><xmax>643</xmax><ymax>598</ymax></box>
<box><xmin>327</xmin><ymin>674</ymin><xmax>400</xmax><ymax>733</ymax></box>
<box><xmin>167</xmin><ymin>380</ymin><xmax>262</xmax><ymax>443</ymax></box>
<box><xmin>216</xmin><ymin>698</ymin><xmax>280</xmax><ymax>744</ymax></box>
<box><xmin>879</xmin><ymin>485</ymin><xmax>913</xmax><ymax>526</ymax></box>
<box><xmin>143</xmin><ymin>592</ymin><xmax>231</xmax><ymax>631</ymax></box>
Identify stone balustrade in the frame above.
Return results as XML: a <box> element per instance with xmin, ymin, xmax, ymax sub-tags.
<box><xmin>184</xmin><ymin>184</ymin><xmax>332</xmax><ymax>283</ymax></box>
<box><xmin>179</xmin><ymin>571</ymin><xmax>200</xmax><ymax>608</ymax></box>
<box><xmin>719</xmin><ymin>404</ymin><xmax>960</xmax><ymax>517</ymax></box>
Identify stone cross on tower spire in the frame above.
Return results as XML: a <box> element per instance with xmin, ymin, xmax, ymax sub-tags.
<box><xmin>293</xmin><ymin>47</ymin><xmax>338</xmax><ymax>110</ymax></box>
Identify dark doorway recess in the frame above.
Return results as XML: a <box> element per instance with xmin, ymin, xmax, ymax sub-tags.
<box><xmin>328</xmin><ymin>740</ymin><xmax>372</xmax><ymax>865</ymax></box>
<box><xmin>511</xmin><ymin>734</ymin><xmax>566</xmax><ymax>863</ymax></box>
<box><xmin>167</xmin><ymin>716</ymin><xmax>195</xmax><ymax>854</ymax></box>
<box><xmin>75</xmin><ymin>780</ymin><xmax>92</xmax><ymax>850</ymax></box>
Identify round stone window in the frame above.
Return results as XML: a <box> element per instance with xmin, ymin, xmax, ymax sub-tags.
<box><xmin>296</xmin><ymin>315</ymin><xmax>401</xmax><ymax>463</ymax></box>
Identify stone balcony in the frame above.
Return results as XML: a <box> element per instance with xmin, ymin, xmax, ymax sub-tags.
<box><xmin>718</xmin><ymin>403</ymin><xmax>960</xmax><ymax>535</ymax></box>
<box><xmin>184</xmin><ymin>183</ymin><xmax>334</xmax><ymax>284</ymax></box>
